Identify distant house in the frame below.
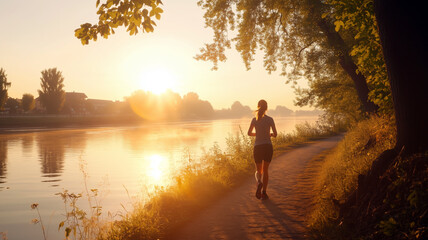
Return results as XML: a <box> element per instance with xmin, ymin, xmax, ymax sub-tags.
<box><xmin>63</xmin><ymin>92</ymin><xmax>88</xmax><ymax>114</ymax></box>
<box><xmin>34</xmin><ymin>92</ymin><xmax>124</xmax><ymax>115</ymax></box>
<box><xmin>34</xmin><ymin>97</ymin><xmax>45</xmax><ymax>113</ymax></box>
<box><xmin>34</xmin><ymin>92</ymin><xmax>88</xmax><ymax>114</ymax></box>
<box><xmin>86</xmin><ymin>99</ymin><xmax>114</xmax><ymax>114</ymax></box>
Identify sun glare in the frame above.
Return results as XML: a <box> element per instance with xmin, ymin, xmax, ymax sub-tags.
<box><xmin>139</xmin><ymin>67</ymin><xmax>177</xmax><ymax>94</ymax></box>
<box><xmin>147</xmin><ymin>154</ymin><xmax>166</xmax><ymax>181</ymax></box>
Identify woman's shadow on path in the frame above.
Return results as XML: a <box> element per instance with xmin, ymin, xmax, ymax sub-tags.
<box><xmin>260</xmin><ymin>199</ymin><xmax>308</xmax><ymax>239</ymax></box>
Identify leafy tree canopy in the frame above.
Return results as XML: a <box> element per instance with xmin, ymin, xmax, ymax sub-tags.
<box><xmin>22</xmin><ymin>93</ymin><xmax>36</xmax><ymax>112</ymax></box>
<box><xmin>196</xmin><ymin>0</ymin><xmax>338</xmax><ymax>119</ymax></box>
<box><xmin>325</xmin><ymin>0</ymin><xmax>392</xmax><ymax>113</ymax></box>
<box><xmin>0</xmin><ymin>68</ymin><xmax>11</xmax><ymax>109</ymax></box>
<box><xmin>76</xmin><ymin>0</ymin><xmax>163</xmax><ymax>45</ymax></box>
<box><xmin>195</xmin><ymin>0</ymin><xmax>390</xmax><ymax>117</ymax></box>
<box><xmin>38</xmin><ymin>68</ymin><xmax>66</xmax><ymax>114</ymax></box>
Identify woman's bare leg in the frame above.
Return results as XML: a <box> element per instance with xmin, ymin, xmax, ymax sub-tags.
<box><xmin>262</xmin><ymin>161</ymin><xmax>270</xmax><ymax>192</ymax></box>
<box><xmin>254</xmin><ymin>162</ymin><xmax>263</xmax><ymax>198</ymax></box>
<box><xmin>255</xmin><ymin>163</ymin><xmax>263</xmax><ymax>183</ymax></box>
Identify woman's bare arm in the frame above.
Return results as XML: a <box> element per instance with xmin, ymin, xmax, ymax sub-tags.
<box><xmin>248</xmin><ymin>123</ymin><xmax>256</xmax><ymax>136</ymax></box>
<box><xmin>270</xmin><ymin>119</ymin><xmax>277</xmax><ymax>137</ymax></box>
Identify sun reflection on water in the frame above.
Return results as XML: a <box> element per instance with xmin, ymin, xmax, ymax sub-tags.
<box><xmin>145</xmin><ymin>154</ymin><xmax>171</xmax><ymax>187</ymax></box>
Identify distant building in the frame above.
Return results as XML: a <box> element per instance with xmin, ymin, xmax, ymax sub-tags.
<box><xmin>86</xmin><ymin>99</ymin><xmax>114</xmax><ymax>114</ymax></box>
<box><xmin>34</xmin><ymin>97</ymin><xmax>45</xmax><ymax>113</ymax></box>
<box><xmin>33</xmin><ymin>92</ymin><xmax>125</xmax><ymax>115</ymax></box>
<box><xmin>63</xmin><ymin>92</ymin><xmax>88</xmax><ymax>114</ymax></box>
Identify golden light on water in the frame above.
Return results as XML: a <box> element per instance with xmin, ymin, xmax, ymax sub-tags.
<box><xmin>149</xmin><ymin>154</ymin><xmax>163</xmax><ymax>179</ymax></box>
<box><xmin>139</xmin><ymin>67</ymin><xmax>177</xmax><ymax>95</ymax></box>
<box><xmin>145</xmin><ymin>154</ymin><xmax>170</xmax><ymax>186</ymax></box>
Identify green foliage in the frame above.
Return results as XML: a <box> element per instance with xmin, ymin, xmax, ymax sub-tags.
<box><xmin>309</xmin><ymin>115</ymin><xmax>396</xmax><ymax>238</ymax></box>
<box><xmin>373</xmin><ymin>153</ymin><xmax>428</xmax><ymax>239</ymax></box>
<box><xmin>55</xmin><ymin>189</ymin><xmax>108</xmax><ymax>240</ymax></box>
<box><xmin>22</xmin><ymin>93</ymin><xmax>35</xmax><ymax>112</ymax></box>
<box><xmin>0</xmin><ymin>68</ymin><xmax>11</xmax><ymax>110</ymax></box>
<box><xmin>38</xmin><ymin>68</ymin><xmax>66</xmax><ymax>114</ymax></box>
<box><xmin>196</xmin><ymin>0</ymin><xmax>332</xmax><ymax>77</ymax></box>
<box><xmin>75</xmin><ymin>0</ymin><xmax>163</xmax><ymax>45</ymax></box>
<box><xmin>323</xmin><ymin>0</ymin><xmax>392</xmax><ymax>113</ymax></box>
<box><xmin>295</xmin><ymin>69</ymin><xmax>362</xmax><ymax>127</ymax></box>
<box><xmin>378</xmin><ymin>217</ymin><xmax>398</xmax><ymax>237</ymax></box>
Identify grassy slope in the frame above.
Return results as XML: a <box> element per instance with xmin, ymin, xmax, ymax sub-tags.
<box><xmin>310</xmin><ymin>115</ymin><xmax>427</xmax><ymax>239</ymax></box>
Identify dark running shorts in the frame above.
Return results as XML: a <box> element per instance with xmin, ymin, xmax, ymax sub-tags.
<box><xmin>253</xmin><ymin>144</ymin><xmax>273</xmax><ymax>163</ymax></box>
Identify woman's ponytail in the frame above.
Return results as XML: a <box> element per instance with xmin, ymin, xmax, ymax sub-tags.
<box><xmin>256</xmin><ymin>99</ymin><xmax>267</xmax><ymax>120</ymax></box>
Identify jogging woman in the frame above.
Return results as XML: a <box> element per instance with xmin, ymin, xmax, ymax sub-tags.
<box><xmin>247</xmin><ymin>99</ymin><xmax>277</xmax><ymax>200</ymax></box>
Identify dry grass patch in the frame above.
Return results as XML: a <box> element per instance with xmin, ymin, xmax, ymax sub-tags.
<box><xmin>309</xmin><ymin>115</ymin><xmax>396</xmax><ymax>238</ymax></box>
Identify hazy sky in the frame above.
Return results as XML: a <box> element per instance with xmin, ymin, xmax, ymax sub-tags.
<box><xmin>0</xmin><ymin>0</ymin><xmax>310</xmax><ymax>110</ymax></box>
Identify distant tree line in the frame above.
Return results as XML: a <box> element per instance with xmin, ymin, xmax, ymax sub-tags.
<box><xmin>0</xmin><ymin>67</ymin><xmax>111</xmax><ymax>115</ymax></box>
<box><xmin>0</xmin><ymin>66</ymin><xmax>320</xmax><ymax>120</ymax></box>
<box><xmin>126</xmin><ymin>90</ymin><xmax>321</xmax><ymax>121</ymax></box>
<box><xmin>0</xmin><ymin>67</ymin><xmax>65</xmax><ymax>114</ymax></box>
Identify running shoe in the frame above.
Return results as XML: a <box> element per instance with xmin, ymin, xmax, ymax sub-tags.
<box><xmin>255</xmin><ymin>182</ymin><xmax>263</xmax><ymax>199</ymax></box>
<box><xmin>261</xmin><ymin>192</ymin><xmax>269</xmax><ymax>200</ymax></box>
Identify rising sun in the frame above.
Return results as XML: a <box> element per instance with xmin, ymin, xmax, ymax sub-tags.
<box><xmin>139</xmin><ymin>67</ymin><xmax>177</xmax><ymax>94</ymax></box>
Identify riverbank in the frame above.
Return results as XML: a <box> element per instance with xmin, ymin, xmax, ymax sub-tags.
<box><xmin>0</xmin><ymin>115</ymin><xmax>144</xmax><ymax>133</ymax></box>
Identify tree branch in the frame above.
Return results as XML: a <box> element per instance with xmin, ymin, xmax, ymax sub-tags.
<box><xmin>298</xmin><ymin>41</ymin><xmax>316</xmax><ymax>58</ymax></box>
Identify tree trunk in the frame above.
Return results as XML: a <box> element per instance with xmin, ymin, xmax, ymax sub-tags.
<box><xmin>374</xmin><ymin>0</ymin><xmax>428</xmax><ymax>154</ymax></box>
<box><xmin>307</xmin><ymin>0</ymin><xmax>377</xmax><ymax>114</ymax></box>
<box><xmin>317</xmin><ymin>18</ymin><xmax>379</xmax><ymax>114</ymax></box>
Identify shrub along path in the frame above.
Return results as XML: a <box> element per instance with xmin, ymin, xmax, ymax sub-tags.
<box><xmin>170</xmin><ymin>135</ymin><xmax>343</xmax><ymax>240</ymax></box>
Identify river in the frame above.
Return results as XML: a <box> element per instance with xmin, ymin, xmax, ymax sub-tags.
<box><xmin>0</xmin><ymin>116</ymin><xmax>318</xmax><ymax>239</ymax></box>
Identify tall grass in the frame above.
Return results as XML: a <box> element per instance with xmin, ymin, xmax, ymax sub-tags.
<box><xmin>309</xmin><ymin>115</ymin><xmax>396</xmax><ymax>238</ymax></box>
<box><xmin>273</xmin><ymin>120</ymin><xmax>340</xmax><ymax>154</ymax></box>
<box><xmin>31</xmin><ymin>158</ymin><xmax>113</xmax><ymax>240</ymax></box>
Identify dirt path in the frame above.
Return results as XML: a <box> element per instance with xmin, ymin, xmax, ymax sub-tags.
<box><xmin>170</xmin><ymin>135</ymin><xmax>343</xmax><ymax>240</ymax></box>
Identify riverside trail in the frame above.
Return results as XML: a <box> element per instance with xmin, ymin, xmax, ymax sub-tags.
<box><xmin>170</xmin><ymin>135</ymin><xmax>343</xmax><ymax>240</ymax></box>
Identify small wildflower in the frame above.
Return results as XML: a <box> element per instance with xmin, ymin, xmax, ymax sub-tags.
<box><xmin>31</xmin><ymin>218</ymin><xmax>39</xmax><ymax>224</ymax></box>
<box><xmin>31</xmin><ymin>203</ymin><xmax>39</xmax><ymax>209</ymax></box>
